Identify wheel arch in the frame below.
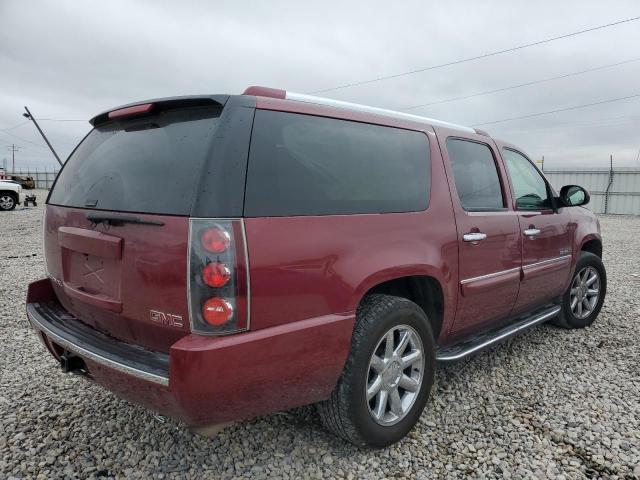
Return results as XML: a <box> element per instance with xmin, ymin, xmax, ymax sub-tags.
<box><xmin>0</xmin><ymin>189</ymin><xmax>18</xmax><ymax>199</ymax></box>
<box><xmin>580</xmin><ymin>236</ymin><xmax>602</xmax><ymax>258</ymax></box>
<box><xmin>354</xmin><ymin>271</ymin><xmax>446</xmax><ymax>342</ymax></box>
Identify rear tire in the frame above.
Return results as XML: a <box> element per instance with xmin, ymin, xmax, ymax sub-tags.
<box><xmin>553</xmin><ymin>251</ymin><xmax>606</xmax><ymax>328</ymax></box>
<box><xmin>0</xmin><ymin>193</ymin><xmax>17</xmax><ymax>211</ymax></box>
<box><xmin>317</xmin><ymin>294</ymin><xmax>435</xmax><ymax>448</ymax></box>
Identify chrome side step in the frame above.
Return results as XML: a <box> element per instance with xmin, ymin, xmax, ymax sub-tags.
<box><xmin>436</xmin><ymin>305</ymin><xmax>561</xmax><ymax>362</ymax></box>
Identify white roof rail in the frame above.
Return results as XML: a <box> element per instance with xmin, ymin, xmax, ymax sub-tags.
<box><xmin>285</xmin><ymin>91</ymin><xmax>475</xmax><ymax>133</ymax></box>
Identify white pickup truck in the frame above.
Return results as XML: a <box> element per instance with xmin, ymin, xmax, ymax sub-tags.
<box><xmin>0</xmin><ymin>180</ymin><xmax>33</xmax><ymax>211</ymax></box>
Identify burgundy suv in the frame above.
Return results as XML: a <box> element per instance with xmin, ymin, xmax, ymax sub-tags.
<box><xmin>26</xmin><ymin>86</ymin><xmax>606</xmax><ymax>447</ymax></box>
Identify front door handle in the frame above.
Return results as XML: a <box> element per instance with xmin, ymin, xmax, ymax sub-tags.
<box><xmin>463</xmin><ymin>232</ymin><xmax>487</xmax><ymax>242</ymax></box>
<box><xmin>524</xmin><ymin>228</ymin><xmax>541</xmax><ymax>237</ymax></box>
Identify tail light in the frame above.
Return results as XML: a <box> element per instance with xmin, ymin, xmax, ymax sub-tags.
<box><xmin>202</xmin><ymin>262</ymin><xmax>231</xmax><ymax>288</ymax></box>
<box><xmin>200</xmin><ymin>226</ymin><xmax>230</xmax><ymax>253</ymax></box>
<box><xmin>188</xmin><ymin>219</ymin><xmax>250</xmax><ymax>335</ymax></box>
<box><xmin>202</xmin><ymin>297</ymin><xmax>234</xmax><ymax>325</ymax></box>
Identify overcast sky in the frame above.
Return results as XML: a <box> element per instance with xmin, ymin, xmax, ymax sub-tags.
<box><xmin>1</xmin><ymin>0</ymin><xmax>639</xmax><ymax>171</ymax></box>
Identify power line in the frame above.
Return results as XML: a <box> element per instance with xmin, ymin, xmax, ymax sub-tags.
<box><xmin>311</xmin><ymin>15</ymin><xmax>640</xmax><ymax>94</ymax></box>
<box><xmin>0</xmin><ymin>127</ymin><xmax>77</xmax><ymax>149</ymax></box>
<box><xmin>519</xmin><ymin>113</ymin><xmax>640</xmax><ymax>128</ymax></box>
<box><xmin>0</xmin><ymin>121</ymin><xmax>30</xmax><ymax>132</ymax></box>
<box><xmin>36</xmin><ymin>118</ymin><xmax>86</xmax><ymax>122</ymax></box>
<box><xmin>0</xmin><ymin>130</ymin><xmax>50</xmax><ymax>150</ymax></box>
<box><xmin>539</xmin><ymin>112</ymin><xmax>640</xmax><ymax>127</ymax></box>
<box><xmin>402</xmin><ymin>57</ymin><xmax>640</xmax><ymax>110</ymax></box>
<box><xmin>471</xmin><ymin>93</ymin><xmax>640</xmax><ymax>126</ymax></box>
<box><xmin>497</xmin><ymin>115</ymin><xmax>640</xmax><ymax>134</ymax></box>
<box><xmin>0</xmin><ymin>118</ymin><xmax>85</xmax><ymax>133</ymax></box>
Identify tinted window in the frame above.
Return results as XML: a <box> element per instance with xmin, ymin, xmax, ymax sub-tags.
<box><xmin>446</xmin><ymin>139</ymin><xmax>504</xmax><ymax>211</ymax></box>
<box><xmin>503</xmin><ymin>149</ymin><xmax>551</xmax><ymax>210</ymax></box>
<box><xmin>49</xmin><ymin>106</ymin><xmax>222</xmax><ymax>215</ymax></box>
<box><xmin>244</xmin><ymin>110</ymin><xmax>430</xmax><ymax>216</ymax></box>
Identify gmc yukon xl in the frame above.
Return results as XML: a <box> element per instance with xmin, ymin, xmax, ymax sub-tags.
<box><xmin>26</xmin><ymin>86</ymin><xmax>606</xmax><ymax>447</ymax></box>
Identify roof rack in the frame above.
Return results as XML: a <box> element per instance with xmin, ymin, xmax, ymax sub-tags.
<box><xmin>243</xmin><ymin>86</ymin><xmax>476</xmax><ymax>133</ymax></box>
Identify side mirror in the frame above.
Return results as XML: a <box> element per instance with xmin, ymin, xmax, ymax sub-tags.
<box><xmin>560</xmin><ymin>185</ymin><xmax>590</xmax><ymax>207</ymax></box>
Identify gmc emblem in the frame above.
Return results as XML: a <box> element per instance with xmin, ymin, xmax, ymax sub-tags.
<box><xmin>150</xmin><ymin>310</ymin><xmax>184</xmax><ymax>327</ymax></box>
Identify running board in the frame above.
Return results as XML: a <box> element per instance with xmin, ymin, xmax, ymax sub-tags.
<box><xmin>436</xmin><ymin>305</ymin><xmax>561</xmax><ymax>362</ymax></box>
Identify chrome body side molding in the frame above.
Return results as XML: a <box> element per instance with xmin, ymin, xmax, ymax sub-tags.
<box><xmin>522</xmin><ymin>255</ymin><xmax>572</xmax><ymax>280</ymax></box>
<box><xmin>460</xmin><ymin>255</ymin><xmax>573</xmax><ymax>288</ymax></box>
<box><xmin>460</xmin><ymin>267</ymin><xmax>521</xmax><ymax>285</ymax></box>
<box><xmin>522</xmin><ymin>254</ymin><xmax>572</xmax><ymax>271</ymax></box>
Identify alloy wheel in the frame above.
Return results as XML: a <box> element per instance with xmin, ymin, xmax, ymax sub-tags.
<box><xmin>365</xmin><ymin>324</ymin><xmax>424</xmax><ymax>426</ymax></box>
<box><xmin>0</xmin><ymin>195</ymin><xmax>15</xmax><ymax>210</ymax></box>
<box><xmin>570</xmin><ymin>266</ymin><xmax>600</xmax><ymax>319</ymax></box>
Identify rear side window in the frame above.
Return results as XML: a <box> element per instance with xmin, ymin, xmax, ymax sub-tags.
<box><xmin>49</xmin><ymin>106</ymin><xmax>222</xmax><ymax>215</ymax></box>
<box><xmin>244</xmin><ymin>110</ymin><xmax>430</xmax><ymax>216</ymax></box>
<box><xmin>446</xmin><ymin>138</ymin><xmax>505</xmax><ymax>211</ymax></box>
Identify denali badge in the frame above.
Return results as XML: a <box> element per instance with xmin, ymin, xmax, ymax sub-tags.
<box><xmin>150</xmin><ymin>310</ymin><xmax>184</xmax><ymax>327</ymax></box>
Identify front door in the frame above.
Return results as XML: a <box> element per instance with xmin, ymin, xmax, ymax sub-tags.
<box><xmin>438</xmin><ymin>132</ymin><xmax>521</xmax><ymax>339</ymax></box>
<box><xmin>500</xmin><ymin>147</ymin><xmax>573</xmax><ymax>314</ymax></box>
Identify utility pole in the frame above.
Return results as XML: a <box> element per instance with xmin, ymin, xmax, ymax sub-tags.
<box><xmin>6</xmin><ymin>144</ymin><xmax>20</xmax><ymax>172</ymax></box>
<box><xmin>22</xmin><ymin>106</ymin><xmax>63</xmax><ymax>167</ymax></box>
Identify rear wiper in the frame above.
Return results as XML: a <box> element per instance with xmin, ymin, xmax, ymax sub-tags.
<box><xmin>86</xmin><ymin>213</ymin><xmax>165</xmax><ymax>227</ymax></box>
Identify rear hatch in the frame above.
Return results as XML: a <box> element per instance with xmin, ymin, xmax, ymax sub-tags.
<box><xmin>44</xmin><ymin>96</ymin><xmax>251</xmax><ymax>352</ymax></box>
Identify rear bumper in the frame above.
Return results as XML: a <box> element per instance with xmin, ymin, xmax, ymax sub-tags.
<box><xmin>26</xmin><ymin>278</ymin><xmax>354</xmax><ymax>426</ymax></box>
<box><xmin>27</xmin><ymin>301</ymin><xmax>169</xmax><ymax>385</ymax></box>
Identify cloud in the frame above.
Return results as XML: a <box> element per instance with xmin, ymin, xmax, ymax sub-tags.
<box><xmin>1</xmin><ymin>0</ymin><xmax>638</xmax><ymax>169</ymax></box>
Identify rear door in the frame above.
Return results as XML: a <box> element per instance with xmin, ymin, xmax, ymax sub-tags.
<box><xmin>499</xmin><ymin>146</ymin><xmax>573</xmax><ymax>314</ymax></box>
<box><xmin>44</xmin><ymin>98</ymin><xmax>244</xmax><ymax>353</ymax></box>
<box><xmin>437</xmin><ymin>130</ymin><xmax>521</xmax><ymax>339</ymax></box>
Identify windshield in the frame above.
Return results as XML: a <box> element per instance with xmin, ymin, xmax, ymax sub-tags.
<box><xmin>49</xmin><ymin>106</ymin><xmax>222</xmax><ymax>215</ymax></box>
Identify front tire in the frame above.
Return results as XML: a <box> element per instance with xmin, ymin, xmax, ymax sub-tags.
<box><xmin>554</xmin><ymin>251</ymin><xmax>606</xmax><ymax>328</ymax></box>
<box><xmin>0</xmin><ymin>193</ymin><xmax>17</xmax><ymax>211</ymax></box>
<box><xmin>317</xmin><ymin>294</ymin><xmax>436</xmax><ymax>448</ymax></box>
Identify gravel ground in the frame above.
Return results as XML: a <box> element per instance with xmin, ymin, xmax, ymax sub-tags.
<box><xmin>1</xmin><ymin>192</ymin><xmax>639</xmax><ymax>479</ymax></box>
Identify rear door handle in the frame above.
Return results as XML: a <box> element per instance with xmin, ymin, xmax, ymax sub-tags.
<box><xmin>463</xmin><ymin>232</ymin><xmax>487</xmax><ymax>242</ymax></box>
<box><xmin>524</xmin><ymin>228</ymin><xmax>541</xmax><ymax>237</ymax></box>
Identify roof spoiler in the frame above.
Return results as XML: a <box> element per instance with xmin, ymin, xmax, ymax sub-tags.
<box><xmin>90</xmin><ymin>95</ymin><xmax>229</xmax><ymax>126</ymax></box>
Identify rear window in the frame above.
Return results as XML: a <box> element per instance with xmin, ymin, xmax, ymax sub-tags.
<box><xmin>49</xmin><ymin>106</ymin><xmax>222</xmax><ymax>215</ymax></box>
<box><xmin>244</xmin><ymin>110</ymin><xmax>430</xmax><ymax>216</ymax></box>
